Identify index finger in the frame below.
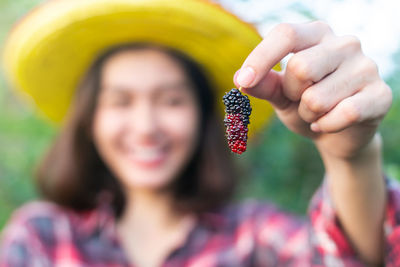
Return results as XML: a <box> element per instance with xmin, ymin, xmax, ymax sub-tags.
<box><xmin>235</xmin><ymin>21</ymin><xmax>333</xmax><ymax>88</ymax></box>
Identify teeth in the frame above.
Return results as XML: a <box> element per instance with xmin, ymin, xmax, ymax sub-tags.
<box><xmin>127</xmin><ymin>147</ymin><xmax>164</xmax><ymax>162</ymax></box>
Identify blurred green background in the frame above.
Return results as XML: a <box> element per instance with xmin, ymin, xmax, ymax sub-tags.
<box><xmin>0</xmin><ymin>0</ymin><xmax>399</xmax><ymax>230</ymax></box>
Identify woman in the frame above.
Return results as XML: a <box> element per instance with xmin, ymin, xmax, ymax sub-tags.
<box><xmin>0</xmin><ymin>0</ymin><xmax>399</xmax><ymax>266</ymax></box>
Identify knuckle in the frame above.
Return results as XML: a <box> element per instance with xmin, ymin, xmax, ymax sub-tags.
<box><xmin>378</xmin><ymin>82</ymin><xmax>393</xmax><ymax>111</ymax></box>
<box><xmin>287</xmin><ymin>55</ymin><xmax>313</xmax><ymax>82</ymax></box>
<box><xmin>384</xmin><ymin>83</ymin><xmax>393</xmax><ymax>103</ymax></box>
<box><xmin>313</xmin><ymin>20</ymin><xmax>333</xmax><ymax>35</ymax></box>
<box><xmin>341</xmin><ymin>35</ymin><xmax>362</xmax><ymax>52</ymax></box>
<box><xmin>298</xmin><ymin>106</ymin><xmax>317</xmax><ymax>123</ymax></box>
<box><xmin>341</xmin><ymin>101</ymin><xmax>361</xmax><ymax>123</ymax></box>
<box><xmin>360</xmin><ymin>57</ymin><xmax>379</xmax><ymax>76</ymax></box>
<box><xmin>275</xmin><ymin>23</ymin><xmax>298</xmax><ymax>42</ymax></box>
<box><xmin>302</xmin><ymin>90</ymin><xmax>326</xmax><ymax>113</ymax></box>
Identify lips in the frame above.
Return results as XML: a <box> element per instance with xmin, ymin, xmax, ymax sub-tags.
<box><xmin>125</xmin><ymin>146</ymin><xmax>168</xmax><ymax>168</ymax></box>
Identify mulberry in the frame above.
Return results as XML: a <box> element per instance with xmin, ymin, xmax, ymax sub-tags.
<box><xmin>222</xmin><ymin>88</ymin><xmax>252</xmax><ymax>154</ymax></box>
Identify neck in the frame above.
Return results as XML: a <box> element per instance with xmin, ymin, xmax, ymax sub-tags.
<box><xmin>118</xmin><ymin>188</ymin><xmax>186</xmax><ymax>231</ymax></box>
<box><xmin>115</xmin><ymin>188</ymin><xmax>195</xmax><ymax>266</ymax></box>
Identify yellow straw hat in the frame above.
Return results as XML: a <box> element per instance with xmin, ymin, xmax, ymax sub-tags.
<box><xmin>3</xmin><ymin>0</ymin><xmax>278</xmax><ymax>134</ymax></box>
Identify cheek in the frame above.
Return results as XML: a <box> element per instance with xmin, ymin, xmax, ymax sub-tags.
<box><xmin>92</xmin><ymin>109</ymin><xmax>123</xmax><ymax>153</ymax></box>
<box><xmin>160</xmin><ymin>105</ymin><xmax>200</xmax><ymax>151</ymax></box>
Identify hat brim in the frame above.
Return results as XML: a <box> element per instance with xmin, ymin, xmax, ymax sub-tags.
<box><xmin>3</xmin><ymin>0</ymin><xmax>278</xmax><ymax>135</ymax></box>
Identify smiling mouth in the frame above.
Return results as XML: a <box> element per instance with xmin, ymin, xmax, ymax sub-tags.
<box><xmin>126</xmin><ymin>146</ymin><xmax>167</xmax><ymax>168</ymax></box>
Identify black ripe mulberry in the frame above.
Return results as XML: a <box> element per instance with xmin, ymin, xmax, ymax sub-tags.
<box><xmin>222</xmin><ymin>88</ymin><xmax>252</xmax><ymax>154</ymax></box>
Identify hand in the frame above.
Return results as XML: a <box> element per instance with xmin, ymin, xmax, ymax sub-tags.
<box><xmin>235</xmin><ymin>21</ymin><xmax>392</xmax><ymax>160</ymax></box>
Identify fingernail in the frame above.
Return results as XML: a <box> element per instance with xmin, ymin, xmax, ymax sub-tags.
<box><xmin>310</xmin><ymin>122</ymin><xmax>321</xmax><ymax>132</ymax></box>
<box><xmin>236</xmin><ymin>66</ymin><xmax>255</xmax><ymax>88</ymax></box>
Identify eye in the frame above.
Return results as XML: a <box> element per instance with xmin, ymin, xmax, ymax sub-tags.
<box><xmin>99</xmin><ymin>90</ymin><xmax>132</xmax><ymax>108</ymax></box>
<box><xmin>164</xmin><ymin>95</ymin><xmax>185</xmax><ymax>106</ymax></box>
<box><xmin>109</xmin><ymin>95</ymin><xmax>131</xmax><ymax>107</ymax></box>
<box><xmin>159</xmin><ymin>93</ymin><xmax>188</xmax><ymax>107</ymax></box>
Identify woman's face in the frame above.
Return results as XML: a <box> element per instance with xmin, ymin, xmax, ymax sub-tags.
<box><xmin>93</xmin><ymin>48</ymin><xmax>201</xmax><ymax>190</ymax></box>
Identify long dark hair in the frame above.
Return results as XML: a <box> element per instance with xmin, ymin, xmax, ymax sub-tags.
<box><xmin>35</xmin><ymin>43</ymin><xmax>237</xmax><ymax>217</ymax></box>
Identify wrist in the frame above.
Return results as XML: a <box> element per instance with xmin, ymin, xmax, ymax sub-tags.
<box><xmin>318</xmin><ymin>133</ymin><xmax>382</xmax><ymax>165</ymax></box>
<box><xmin>317</xmin><ymin>133</ymin><xmax>383</xmax><ymax>182</ymax></box>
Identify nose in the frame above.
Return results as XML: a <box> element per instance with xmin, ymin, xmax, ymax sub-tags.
<box><xmin>128</xmin><ymin>100</ymin><xmax>159</xmax><ymax>139</ymax></box>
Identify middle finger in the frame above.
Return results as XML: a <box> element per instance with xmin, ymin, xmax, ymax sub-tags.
<box><xmin>282</xmin><ymin>35</ymin><xmax>364</xmax><ymax>102</ymax></box>
<box><xmin>298</xmin><ymin>54</ymin><xmax>379</xmax><ymax>123</ymax></box>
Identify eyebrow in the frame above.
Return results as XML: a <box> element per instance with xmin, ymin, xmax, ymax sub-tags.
<box><xmin>154</xmin><ymin>81</ymin><xmax>193</xmax><ymax>92</ymax></box>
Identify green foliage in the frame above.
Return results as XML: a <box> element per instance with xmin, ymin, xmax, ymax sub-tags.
<box><xmin>381</xmin><ymin>53</ymin><xmax>400</xmax><ymax>180</ymax></box>
<box><xmin>0</xmin><ymin>0</ymin><xmax>52</xmax><ymax>229</ymax></box>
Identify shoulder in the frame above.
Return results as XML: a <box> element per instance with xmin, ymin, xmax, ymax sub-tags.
<box><xmin>1</xmin><ymin>200</ymin><xmax>114</xmax><ymax>263</ymax></box>
<box><xmin>1</xmin><ymin>199</ymin><xmax>113</xmax><ymax>243</ymax></box>
<box><xmin>221</xmin><ymin>199</ymin><xmax>305</xmax><ymax>226</ymax></box>
<box><xmin>223</xmin><ymin>200</ymin><xmax>307</xmax><ymax>245</ymax></box>
<box><xmin>1</xmin><ymin>200</ymin><xmax>108</xmax><ymax>250</ymax></box>
<box><xmin>205</xmin><ymin>200</ymin><xmax>308</xmax><ymax>257</ymax></box>
<box><xmin>202</xmin><ymin>199</ymin><xmax>306</xmax><ymax>235</ymax></box>
<box><xmin>0</xmin><ymin>201</ymin><xmax>74</xmax><ymax>263</ymax></box>
<box><xmin>1</xmin><ymin>201</ymin><xmax>72</xmax><ymax>244</ymax></box>
<box><xmin>2</xmin><ymin>200</ymin><xmax>72</xmax><ymax>235</ymax></box>
<box><xmin>7</xmin><ymin>200</ymin><xmax>70</xmax><ymax>219</ymax></box>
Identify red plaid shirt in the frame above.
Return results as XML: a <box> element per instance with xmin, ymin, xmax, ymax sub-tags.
<box><xmin>1</xmin><ymin>178</ymin><xmax>399</xmax><ymax>266</ymax></box>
